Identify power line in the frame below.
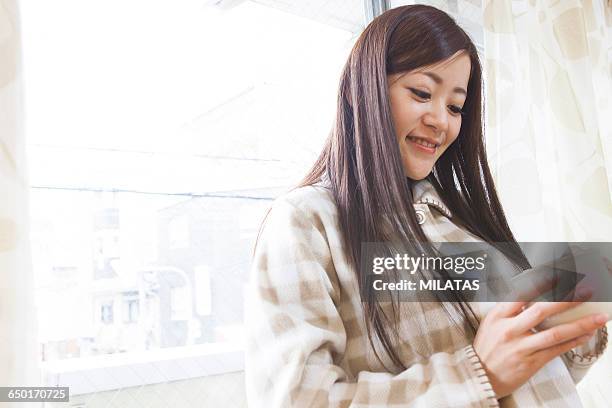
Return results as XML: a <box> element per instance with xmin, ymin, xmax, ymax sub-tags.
<box><xmin>30</xmin><ymin>185</ymin><xmax>277</xmax><ymax>201</ymax></box>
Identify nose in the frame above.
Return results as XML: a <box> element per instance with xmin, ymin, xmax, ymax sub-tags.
<box><xmin>423</xmin><ymin>101</ymin><xmax>449</xmax><ymax>136</ymax></box>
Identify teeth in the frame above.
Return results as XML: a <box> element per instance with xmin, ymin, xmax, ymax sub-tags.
<box><xmin>408</xmin><ymin>136</ymin><xmax>436</xmax><ymax>148</ymax></box>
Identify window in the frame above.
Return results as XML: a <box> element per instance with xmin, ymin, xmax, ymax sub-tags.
<box><xmin>100</xmin><ymin>302</ymin><xmax>114</xmax><ymax>324</ymax></box>
<box><xmin>123</xmin><ymin>292</ymin><xmax>140</xmax><ymax>323</ymax></box>
<box><xmin>23</xmin><ymin>1</ymin><xmax>362</xmax><ymax>402</ymax></box>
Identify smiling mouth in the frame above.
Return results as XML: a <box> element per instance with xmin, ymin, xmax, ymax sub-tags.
<box><xmin>406</xmin><ymin>135</ymin><xmax>439</xmax><ymax>153</ymax></box>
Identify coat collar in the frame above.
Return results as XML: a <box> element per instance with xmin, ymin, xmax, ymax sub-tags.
<box><xmin>411</xmin><ymin>179</ymin><xmax>453</xmax><ymax>219</ymax></box>
<box><xmin>317</xmin><ymin>172</ymin><xmax>452</xmax><ymax>219</ymax></box>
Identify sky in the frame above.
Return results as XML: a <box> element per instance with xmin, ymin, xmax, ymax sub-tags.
<box><xmin>20</xmin><ymin>0</ymin><xmax>356</xmax><ymax>193</ymax></box>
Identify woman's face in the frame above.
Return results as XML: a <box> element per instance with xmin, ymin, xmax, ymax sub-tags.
<box><xmin>387</xmin><ymin>52</ymin><xmax>471</xmax><ymax>180</ymax></box>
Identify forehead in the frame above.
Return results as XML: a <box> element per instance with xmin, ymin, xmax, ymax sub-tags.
<box><xmin>391</xmin><ymin>51</ymin><xmax>472</xmax><ymax>86</ymax></box>
<box><xmin>415</xmin><ymin>52</ymin><xmax>470</xmax><ymax>75</ymax></box>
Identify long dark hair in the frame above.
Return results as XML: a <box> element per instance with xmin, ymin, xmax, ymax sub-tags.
<box><xmin>298</xmin><ymin>5</ymin><xmax>531</xmax><ymax>370</ymax></box>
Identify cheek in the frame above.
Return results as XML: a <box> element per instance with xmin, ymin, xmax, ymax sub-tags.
<box><xmin>446</xmin><ymin>118</ymin><xmax>462</xmax><ymax>145</ymax></box>
<box><xmin>391</xmin><ymin>100</ymin><xmax>422</xmax><ymax>135</ymax></box>
<box><xmin>437</xmin><ymin>119</ymin><xmax>461</xmax><ymax>157</ymax></box>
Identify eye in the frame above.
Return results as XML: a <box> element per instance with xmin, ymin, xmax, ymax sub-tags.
<box><xmin>448</xmin><ymin>105</ymin><xmax>465</xmax><ymax>116</ymax></box>
<box><xmin>408</xmin><ymin>88</ymin><xmax>431</xmax><ymax>100</ymax></box>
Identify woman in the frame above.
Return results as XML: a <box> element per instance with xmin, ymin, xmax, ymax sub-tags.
<box><xmin>245</xmin><ymin>5</ymin><xmax>608</xmax><ymax>407</ymax></box>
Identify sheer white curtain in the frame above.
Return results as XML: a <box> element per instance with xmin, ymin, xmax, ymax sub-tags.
<box><xmin>0</xmin><ymin>0</ymin><xmax>39</xmax><ymax>401</ymax></box>
<box><xmin>483</xmin><ymin>0</ymin><xmax>612</xmax><ymax>405</ymax></box>
<box><xmin>484</xmin><ymin>0</ymin><xmax>612</xmax><ymax>241</ymax></box>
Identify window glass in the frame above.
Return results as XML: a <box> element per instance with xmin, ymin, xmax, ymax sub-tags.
<box><xmin>22</xmin><ymin>0</ymin><xmax>360</xmax><ymax>363</ymax></box>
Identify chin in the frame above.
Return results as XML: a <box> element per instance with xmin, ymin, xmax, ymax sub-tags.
<box><xmin>405</xmin><ymin>169</ymin><xmax>432</xmax><ymax>181</ymax></box>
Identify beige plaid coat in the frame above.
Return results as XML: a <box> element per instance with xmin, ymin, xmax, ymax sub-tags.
<box><xmin>245</xmin><ymin>179</ymin><xmax>607</xmax><ymax>407</ymax></box>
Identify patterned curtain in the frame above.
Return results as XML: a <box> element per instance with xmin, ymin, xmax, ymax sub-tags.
<box><xmin>483</xmin><ymin>1</ymin><xmax>612</xmax><ymax>405</ymax></box>
<box><xmin>0</xmin><ymin>0</ymin><xmax>39</xmax><ymax>399</ymax></box>
<box><xmin>484</xmin><ymin>0</ymin><xmax>612</xmax><ymax>241</ymax></box>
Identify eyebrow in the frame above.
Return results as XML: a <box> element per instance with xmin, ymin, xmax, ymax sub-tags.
<box><xmin>421</xmin><ymin>71</ymin><xmax>467</xmax><ymax>95</ymax></box>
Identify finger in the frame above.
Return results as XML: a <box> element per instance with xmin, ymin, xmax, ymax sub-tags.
<box><xmin>509</xmin><ymin>301</ymin><xmax>587</xmax><ymax>335</ymax></box>
<box><xmin>520</xmin><ymin>313</ymin><xmax>607</xmax><ymax>354</ymax></box>
<box><xmin>492</xmin><ymin>301</ymin><xmax>529</xmax><ymax>318</ymax></box>
<box><xmin>533</xmin><ymin>332</ymin><xmax>594</xmax><ymax>363</ymax></box>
